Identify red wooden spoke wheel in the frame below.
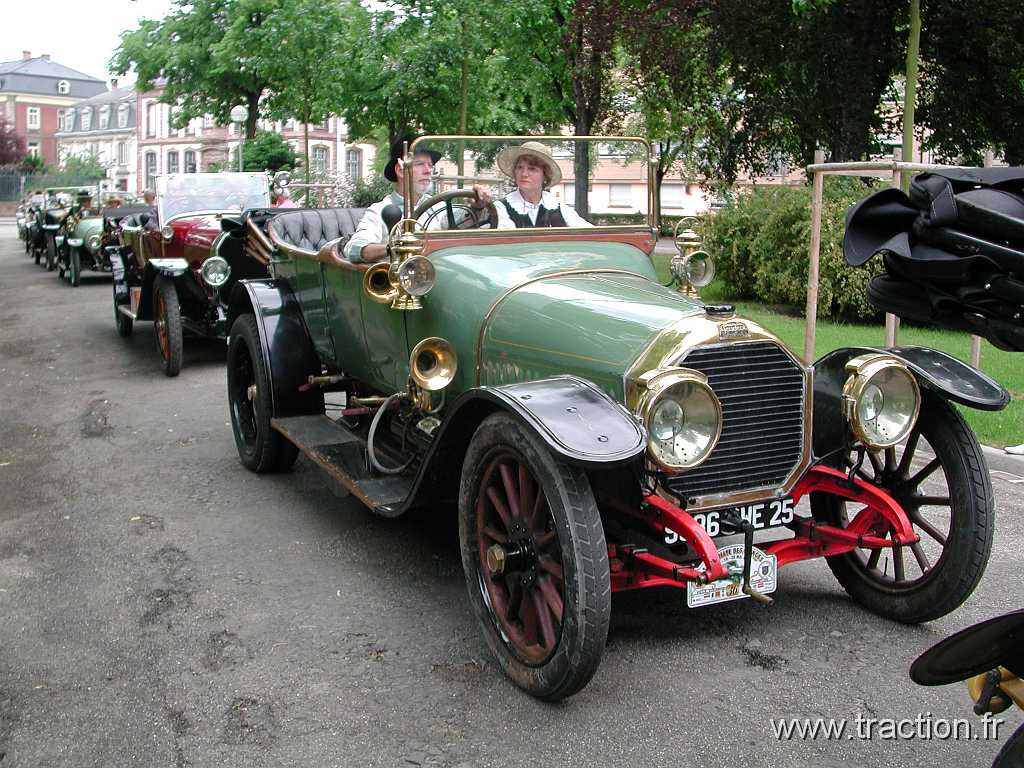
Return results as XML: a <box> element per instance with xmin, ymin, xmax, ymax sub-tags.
<box><xmin>475</xmin><ymin>451</ymin><xmax>564</xmax><ymax>665</ymax></box>
<box><xmin>459</xmin><ymin>413</ymin><xmax>610</xmax><ymax>701</ymax></box>
<box><xmin>153</xmin><ymin>277</ymin><xmax>183</xmax><ymax>377</ymax></box>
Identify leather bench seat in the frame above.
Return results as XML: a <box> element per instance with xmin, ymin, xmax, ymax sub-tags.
<box><xmin>269</xmin><ymin>208</ymin><xmax>367</xmax><ymax>254</ymax></box>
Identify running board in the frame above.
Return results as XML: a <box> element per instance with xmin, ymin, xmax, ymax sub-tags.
<box><xmin>271</xmin><ymin>415</ymin><xmax>412</xmax><ymax>517</ymax></box>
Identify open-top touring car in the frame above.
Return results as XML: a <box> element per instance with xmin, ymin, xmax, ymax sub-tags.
<box><xmin>224</xmin><ymin>136</ymin><xmax>1009</xmax><ymax>700</ymax></box>
<box><xmin>110</xmin><ymin>172</ymin><xmax>273</xmax><ymax>376</ymax></box>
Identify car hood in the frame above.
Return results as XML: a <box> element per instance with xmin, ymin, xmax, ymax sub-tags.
<box><xmin>411</xmin><ymin>240</ymin><xmax>706</xmax><ymax>399</ymax></box>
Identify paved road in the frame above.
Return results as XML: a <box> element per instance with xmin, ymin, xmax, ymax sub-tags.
<box><xmin>0</xmin><ymin>222</ymin><xmax>1021</xmax><ymax>768</ymax></box>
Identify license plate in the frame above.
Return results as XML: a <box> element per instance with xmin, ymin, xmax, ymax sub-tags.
<box><xmin>663</xmin><ymin>497</ymin><xmax>794</xmax><ymax>543</ymax></box>
<box><xmin>686</xmin><ymin>544</ymin><xmax>778</xmax><ymax>608</ymax></box>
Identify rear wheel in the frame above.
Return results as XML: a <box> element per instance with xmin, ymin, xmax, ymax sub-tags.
<box><xmin>153</xmin><ymin>277</ymin><xmax>183</xmax><ymax>377</ymax></box>
<box><xmin>45</xmin><ymin>235</ymin><xmax>56</xmax><ymax>271</ymax></box>
<box><xmin>458</xmin><ymin>413</ymin><xmax>610</xmax><ymax>701</ymax></box>
<box><xmin>810</xmin><ymin>392</ymin><xmax>993</xmax><ymax>623</ymax></box>
<box><xmin>227</xmin><ymin>314</ymin><xmax>298</xmax><ymax>473</ymax></box>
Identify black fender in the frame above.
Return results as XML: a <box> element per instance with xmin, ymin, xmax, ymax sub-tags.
<box><xmin>397</xmin><ymin>375</ymin><xmax>646</xmax><ymax>514</ymax></box>
<box><xmin>812</xmin><ymin>345</ymin><xmax>1009</xmax><ymax>458</ymax></box>
<box><xmin>227</xmin><ymin>279</ymin><xmax>324</xmax><ymax>419</ymax></box>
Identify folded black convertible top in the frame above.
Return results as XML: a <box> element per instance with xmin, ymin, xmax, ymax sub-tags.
<box><xmin>844</xmin><ymin>167</ymin><xmax>1024</xmax><ymax>351</ymax></box>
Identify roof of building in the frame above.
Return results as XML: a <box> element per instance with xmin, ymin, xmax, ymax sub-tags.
<box><xmin>0</xmin><ymin>56</ymin><xmax>103</xmax><ymax>82</ymax></box>
<box><xmin>60</xmin><ymin>89</ymin><xmax>137</xmax><ymax>135</ymax></box>
<box><xmin>71</xmin><ymin>86</ymin><xmax>136</xmax><ymax>107</ymax></box>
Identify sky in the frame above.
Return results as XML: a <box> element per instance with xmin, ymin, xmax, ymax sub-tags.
<box><xmin>1</xmin><ymin>0</ymin><xmax>175</xmax><ymax>86</ymax></box>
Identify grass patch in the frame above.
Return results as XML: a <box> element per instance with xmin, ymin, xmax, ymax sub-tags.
<box><xmin>653</xmin><ymin>256</ymin><xmax>1022</xmax><ymax>447</ymax></box>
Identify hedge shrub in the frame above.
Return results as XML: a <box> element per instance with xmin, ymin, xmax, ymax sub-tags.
<box><xmin>703</xmin><ymin>177</ymin><xmax>881</xmax><ymax>321</ymax></box>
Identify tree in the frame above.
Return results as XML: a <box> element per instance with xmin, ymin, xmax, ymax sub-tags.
<box><xmin>917</xmin><ymin>0</ymin><xmax>1024</xmax><ymax>164</ymax></box>
<box><xmin>250</xmin><ymin>0</ymin><xmax>349</xmax><ymax>186</ymax></box>
<box><xmin>111</xmin><ymin>0</ymin><xmax>279</xmax><ymax>139</ymax></box>
<box><xmin>702</xmin><ymin>0</ymin><xmax>907</xmax><ymax>171</ymax></box>
<box><xmin>233</xmin><ymin>130</ymin><xmax>298</xmax><ymax>172</ymax></box>
<box><xmin>62</xmin><ymin>151</ymin><xmax>105</xmax><ymax>179</ymax></box>
<box><xmin>0</xmin><ymin>116</ymin><xmax>25</xmax><ymax>166</ymax></box>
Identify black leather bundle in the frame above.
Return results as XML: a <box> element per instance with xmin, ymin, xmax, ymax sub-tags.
<box><xmin>843</xmin><ymin>167</ymin><xmax>1024</xmax><ymax>351</ymax></box>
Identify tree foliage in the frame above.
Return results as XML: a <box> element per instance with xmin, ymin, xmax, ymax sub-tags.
<box><xmin>61</xmin><ymin>152</ymin><xmax>106</xmax><ymax>179</ymax></box>
<box><xmin>918</xmin><ymin>0</ymin><xmax>1024</xmax><ymax>165</ymax></box>
<box><xmin>228</xmin><ymin>130</ymin><xmax>298</xmax><ymax>172</ymax></box>
<box><xmin>111</xmin><ymin>0</ymin><xmax>277</xmax><ymax>138</ymax></box>
<box><xmin>0</xmin><ymin>117</ymin><xmax>25</xmax><ymax>166</ymax></box>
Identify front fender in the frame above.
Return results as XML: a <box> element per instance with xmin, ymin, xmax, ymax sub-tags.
<box><xmin>227</xmin><ymin>279</ymin><xmax>323</xmax><ymax>419</ymax></box>
<box><xmin>398</xmin><ymin>376</ymin><xmax>646</xmax><ymax>515</ymax></box>
<box><xmin>147</xmin><ymin>258</ymin><xmax>189</xmax><ymax>276</ymax></box>
<box><xmin>812</xmin><ymin>345</ymin><xmax>1009</xmax><ymax>458</ymax></box>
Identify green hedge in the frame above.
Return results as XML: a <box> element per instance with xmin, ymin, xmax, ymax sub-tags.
<box><xmin>703</xmin><ymin>178</ymin><xmax>880</xmax><ymax>321</ymax></box>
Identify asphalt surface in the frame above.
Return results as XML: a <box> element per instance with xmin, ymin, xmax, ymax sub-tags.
<box><xmin>0</xmin><ymin>221</ymin><xmax>1022</xmax><ymax>768</ymax></box>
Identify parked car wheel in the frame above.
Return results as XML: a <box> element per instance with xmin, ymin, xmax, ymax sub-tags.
<box><xmin>227</xmin><ymin>314</ymin><xmax>299</xmax><ymax>473</ymax></box>
<box><xmin>153</xmin><ymin>277</ymin><xmax>183</xmax><ymax>377</ymax></box>
<box><xmin>810</xmin><ymin>392</ymin><xmax>993</xmax><ymax>624</ymax></box>
<box><xmin>112</xmin><ymin>283</ymin><xmax>133</xmax><ymax>337</ymax></box>
<box><xmin>993</xmin><ymin>722</ymin><xmax>1024</xmax><ymax>768</ymax></box>
<box><xmin>69</xmin><ymin>248</ymin><xmax>81</xmax><ymax>287</ymax></box>
<box><xmin>45</xmin><ymin>236</ymin><xmax>56</xmax><ymax>271</ymax></box>
<box><xmin>458</xmin><ymin>412</ymin><xmax>611</xmax><ymax>701</ymax></box>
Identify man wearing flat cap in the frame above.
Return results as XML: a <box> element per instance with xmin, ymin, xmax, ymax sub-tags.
<box><xmin>75</xmin><ymin>190</ymin><xmax>97</xmax><ymax>217</ymax></box>
<box><xmin>345</xmin><ymin>134</ymin><xmax>492</xmax><ymax>263</ymax></box>
<box><xmin>494</xmin><ymin>142</ymin><xmax>591</xmax><ymax>229</ymax></box>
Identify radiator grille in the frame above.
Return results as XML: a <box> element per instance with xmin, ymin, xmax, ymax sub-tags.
<box><xmin>665</xmin><ymin>341</ymin><xmax>806</xmax><ymax>500</ymax></box>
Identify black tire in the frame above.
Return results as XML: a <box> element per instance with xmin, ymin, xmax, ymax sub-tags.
<box><xmin>993</xmin><ymin>722</ymin><xmax>1024</xmax><ymax>768</ymax></box>
<box><xmin>227</xmin><ymin>314</ymin><xmax>299</xmax><ymax>473</ymax></box>
<box><xmin>45</xmin><ymin>235</ymin><xmax>56</xmax><ymax>271</ymax></box>
<box><xmin>113</xmin><ymin>283</ymin><xmax>133</xmax><ymax>337</ymax></box>
<box><xmin>153</xmin><ymin>277</ymin><xmax>183</xmax><ymax>377</ymax></box>
<box><xmin>810</xmin><ymin>392</ymin><xmax>993</xmax><ymax>623</ymax></box>
<box><xmin>69</xmin><ymin>248</ymin><xmax>81</xmax><ymax>287</ymax></box>
<box><xmin>458</xmin><ymin>412</ymin><xmax>610</xmax><ymax>701</ymax></box>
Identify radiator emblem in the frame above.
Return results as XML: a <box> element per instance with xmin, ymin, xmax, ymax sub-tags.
<box><xmin>718</xmin><ymin>321</ymin><xmax>749</xmax><ymax>341</ymax></box>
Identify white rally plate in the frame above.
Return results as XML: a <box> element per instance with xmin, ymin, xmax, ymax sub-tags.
<box><xmin>686</xmin><ymin>544</ymin><xmax>778</xmax><ymax>609</ymax></box>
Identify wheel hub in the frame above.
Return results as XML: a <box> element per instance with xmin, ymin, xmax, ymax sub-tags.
<box><xmin>247</xmin><ymin>384</ymin><xmax>257</xmax><ymax>402</ymax></box>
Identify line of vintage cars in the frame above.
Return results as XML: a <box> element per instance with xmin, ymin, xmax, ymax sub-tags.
<box><xmin>10</xmin><ymin>136</ymin><xmax>1013</xmax><ymax>703</ymax></box>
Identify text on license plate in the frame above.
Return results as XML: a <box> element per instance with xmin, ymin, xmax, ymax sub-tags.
<box><xmin>664</xmin><ymin>497</ymin><xmax>794</xmax><ymax>543</ymax></box>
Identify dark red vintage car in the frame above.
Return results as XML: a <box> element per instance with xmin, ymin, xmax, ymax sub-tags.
<box><xmin>111</xmin><ymin>173</ymin><xmax>274</xmax><ymax>375</ymax></box>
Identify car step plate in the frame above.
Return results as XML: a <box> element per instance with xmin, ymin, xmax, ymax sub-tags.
<box><xmin>686</xmin><ymin>544</ymin><xmax>778</xmax><ymax>609</ymax></box>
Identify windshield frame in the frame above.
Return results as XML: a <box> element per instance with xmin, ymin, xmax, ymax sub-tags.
<box><xmin>156</xmin><ymin>172</ymin><xmax>270</xmax><ymax>225</ymax></box>
<box><xmin>404</xmin><ymin>135</ymin><xmax>659</xmax><ymax>236</ymax></box>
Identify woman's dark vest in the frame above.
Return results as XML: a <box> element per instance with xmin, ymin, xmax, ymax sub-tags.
<box><xmin>501</xmin><ymin>199</ymin><xmax>568</xmax><ymax>228</ymax></box>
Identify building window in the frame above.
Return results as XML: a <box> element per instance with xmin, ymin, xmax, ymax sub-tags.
<box><xmin>82</xmin><ymin>108</ymin><xmax>93</xmax><ymax>131</ymax></box>
<box><xmin>27</xmin><ymin>142</ymin><xmax>39</xmax><ymax>158</ymax></box>
<box><xmin>662</xmin><ymin>184</ymin><xmax>685</xmax><ymax>210</ymax></box>
<box><xmin>185</xmin><ymin>118</ymin><xmax>195</xmax><ymax>136</ymax></box>
<box><xmin>57</xmin><ymin>80</ymin><xmax>69</xmax><ymax>95</ymax></box>
<box><xmin>99</xmin><ymin>106</ymin><xmax>110</xmax><ymax>130</ymax></box>
<box><xmin>167</xmin><ymin>150</ymin><xmax>179</xmax><ymax>174</ymax></box>
<box><xmin>608</xmin><ymin>183</ymin><xmax>632</xmax><ymax>208</ymax></box>
<box><xmin>57</xmin><ymin>110</ymin><xmax>65</xmax><ymax>132</ymax></box>
<box><xmin>118</xmin><ymin>104</ymin><xmax>129</xmax><ymax>129</ymax></box>
<box><xmin>145</xmin><ymin>151</ymin><xmax>157</xmax><ymax>190</ymax></box>
<box><xmin>184</xmin><ymin>150</ymin><xmax>196</xmax><ymax>174</ymax></box>
<box><xmin>117</xmin><ymin>141</ymin><xmax>127</xmax><ymax>166</ymax></box>
<box><xmin>312</xmin><ymin>145</ymin><xmax>329</xmax><ymax>172</ymax></box>
<box><xmin>146</xmin><ymin>103</ymin><xmax>156</xmax><ymax>137</ymax></box>
<box><xmin>318</xmin><ymin>118</ymin><xmax>330</xmax><ymax>132</ymax></box>
<box><xmin>27</xmin><ymin>107</ymin><xmax>40</xmax><ymax>130</ymax></box>
<box><xmin>345</xmin><ymin>148</ymin><xmax>362</xmax><ymax>180</ymax></box>
<box><xmin>65</xmin><ymin>108</ymin><xmax>75</xmax><ymax>131</ymax></box>
<box><xmin>203</xmin><ymin>115</ymin><xmax>213</xmax><ymax>129</ymax></box>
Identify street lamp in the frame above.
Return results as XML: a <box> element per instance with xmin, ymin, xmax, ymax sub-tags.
<box><xmin>229</xmin><ymin>104</ymin><xmax>248</xmax><ymax>172</ymax></box>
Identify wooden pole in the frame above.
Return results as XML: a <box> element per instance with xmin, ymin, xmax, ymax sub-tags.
<box><xmin>969</xmin><ymin>149</ymin><xmax>996</xmax><ymax>368</ymax></box>
<box><xmin>885</xmin><ymin>148</ymin><xmax>903</xmax><ymax>348</ymax></box>
<box><xmin>804</xmin><ymin>149</ymin><xmax>825</xmax><ymax>364</ymax></box>
<box><xmin>901</xmin><ymin>0</ymin><xmax>921</xmax><ymax>194</ymax></box>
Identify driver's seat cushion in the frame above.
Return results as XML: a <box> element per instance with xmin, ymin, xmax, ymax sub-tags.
<box><xmin>269</xmin><ymin>208</ymin><xmax>367</xmax><ymax>254</ymax></box>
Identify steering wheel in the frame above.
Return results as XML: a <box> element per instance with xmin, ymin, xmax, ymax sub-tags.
<box><xmin>413</xmin><ymin>188</ymin><xmax>497</xmax><ymax>230</ymax></box>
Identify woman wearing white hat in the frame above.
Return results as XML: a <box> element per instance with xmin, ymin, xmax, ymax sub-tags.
<box><xmin>494</xmin><ymin>141</ymin><xmax>592</xmax><ymax>228</ymax></box>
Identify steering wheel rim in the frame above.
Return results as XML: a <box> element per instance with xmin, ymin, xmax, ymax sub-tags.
<box><xmin>413</xmin><ymin>188</ymin><xmax>496</xmax><ymax>230</ymax></box>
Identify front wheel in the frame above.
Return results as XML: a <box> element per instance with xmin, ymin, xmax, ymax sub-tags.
<box><xmin>69</xmin><ymin>248</ymin><xmax>81</xmax><ymax>287</ymax></box>
<box><xmin>226</xmin><ymin>314</ymin><xmax>298</xmax><ymax>473</ymax></box>
<box><xmin>810</xmin><ymin>392</ymin><xmax>993</xmax><ymax>623</ymax></box>
<box><xmin>993</xmin><ymin>722</ymin><xmax>1024</xmax><ymax>768</ymax></box>
<box><xmin>153</xmin><ymin>277</ymin><xmax>183</xmax><ymax>377</ymax></box>
<box><xmin>458</xmin><ymin>413</ymin><xmax>611</xmax><ymax>701</ymax></box>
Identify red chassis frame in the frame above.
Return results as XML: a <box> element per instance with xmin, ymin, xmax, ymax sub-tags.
<box><xmin>610</xmin><ymin>465</ymin><xmax>920</xmax><ymax>592</ymax></box>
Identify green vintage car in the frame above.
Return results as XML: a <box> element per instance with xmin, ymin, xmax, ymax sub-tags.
<box><xmin>56</xmin><ymin>192</ymin><xmax>139</xmax><ymax>286</ymax></box>
<box><xmin>224</xmin><ymin>136</ymin><xmax>1009</xmax><ymax>700</ymax></box>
